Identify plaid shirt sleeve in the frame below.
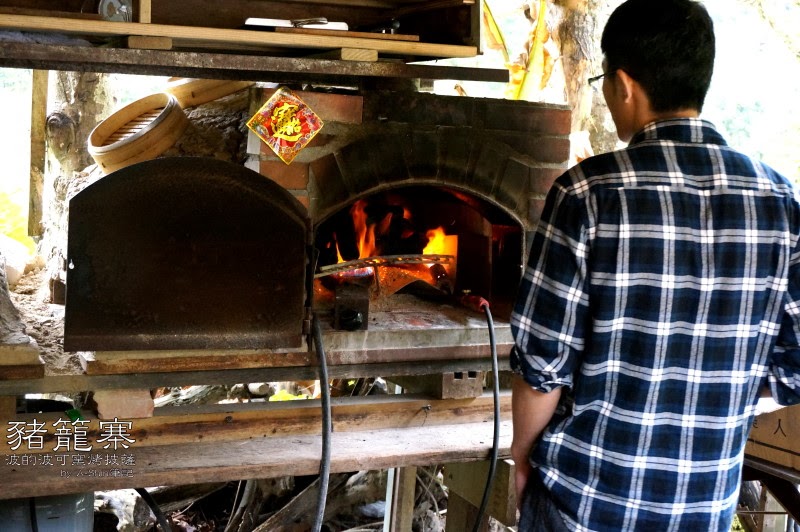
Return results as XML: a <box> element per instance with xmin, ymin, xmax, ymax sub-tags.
<box><xmin>510</xmin><ymin>175</ymin><xmax>589</xmax><ymax>393</ymax></box>
<box><xmin>770</xmin><ymin>218</ymin><xmax>800</xmax><ymax>405</ymax></box>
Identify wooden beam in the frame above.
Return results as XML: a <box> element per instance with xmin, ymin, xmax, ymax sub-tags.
<box><xmin>0</xmin><ymin>41</ymin><xmax>508</xmax><ymax>84</ymax></box>
<box><xmin>0</xmin><ymin>420</ymin><xmax>512</xmax><ymax>499</ymax></box>
<box><xmin>0</xmin><ymin>42</ymin><xmax>509</xmax><ymax>83</ymax></box>
<box><xmin>28</xmin><ymin>68</ymin><xmax>47</xmax><ymax>237</ymax></box>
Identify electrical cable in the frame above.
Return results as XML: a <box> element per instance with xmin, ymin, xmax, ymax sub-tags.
<box><xmin>135</xmin><ymin>487</ymin><xmax>172</xmax><ymax>531</ymax></box>
<box><xmin>472</xmin><ymin>302</ymin><xmax>500</xmax><ymax>532</ymax></box>
<box><xmin>312</xmin><ymin>315</ymin><xmax>333</xmax><ymax>532</ymax></box>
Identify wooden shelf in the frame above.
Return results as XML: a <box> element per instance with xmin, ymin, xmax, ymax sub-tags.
<box><xmin>0</xmin><ymin>419</ymin><xmax>512</xmax><ymax>499</ymax></box>
<box><xmin>0</xmin><ymin>0</ymin><xmax>505</xmax><ymax>83</ymax></box>
<box><xmin>0</xmin><ymin>41</ymin><xmax>507</xmax><ymax>84</ymax></box>
<box><xmin>0</xmin><ymin>357</ymin><xmax>508</xmax><ymax>395</ymax></box>
<box><xmin>0</xmin><ymin>14</ymin><xmax>475</xmax><ymax>58</ymax></box>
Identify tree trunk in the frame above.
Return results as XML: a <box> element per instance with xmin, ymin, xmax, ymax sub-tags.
<box><xmin>553</xmin><ymin>0</ymin><xmax>621</xmax><ymax>159</ymax></box>
<box><xmin>41</xmin><ymin>71</ymin><xmax>114</xmax><ymax>300</ymax></box>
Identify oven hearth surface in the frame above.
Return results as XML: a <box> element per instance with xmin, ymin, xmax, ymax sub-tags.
<box><xmin>316</xmin><ymin>293</ymin><xmax>513</xmax><ymax>365</ymax></box>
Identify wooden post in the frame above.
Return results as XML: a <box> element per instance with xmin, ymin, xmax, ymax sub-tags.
<box><xmin>0</xmin><ymin>395</ymin><xmax>16</xmax><ymax>419</ymax></box>
<box><xmin>384</xmin><ymin>466</ymin><xmax>417</xmax><ymax>531</ymax></box>
<box><xmin>444</xmin><ymin>459</ymin><xmax>517</xmax><ymax>528</ymax></box>
<box><xmin>447</xmin><ymin>491</ymin><xmax>490</xmax><ymax>532</ymax></box>
<box><xmin>28</xmin><ymin>69</ymin><xmax>47</xmax><ymax>237</ymax></box>
<box><xmin>133</xmin><ymin>0</ymin><xmax>151</xmax><ymax>23</ymax></box>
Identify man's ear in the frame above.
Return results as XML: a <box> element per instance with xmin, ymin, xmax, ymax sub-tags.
<box><xmin>614</xmin><ymin>69</ymin><xmax>637</xmax><ymax>104</ymax></box>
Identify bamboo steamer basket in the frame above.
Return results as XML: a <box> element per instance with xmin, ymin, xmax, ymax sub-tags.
<box><xmin>165</xmin><ymin>77</ymin><xmax>254</xmax><ymax>108</ymax></box>
<box><xmin>88</xmin><ymin>92</ymin><xmax>189</xmax><ymax>175</ymax></box>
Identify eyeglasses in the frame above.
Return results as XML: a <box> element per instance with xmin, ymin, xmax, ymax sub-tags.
<box><xmin>588</xmin><ymin>70</ymin><xmax>615</xmax><ymax>86</ymax></box>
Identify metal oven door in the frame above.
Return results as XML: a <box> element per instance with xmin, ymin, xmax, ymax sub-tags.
<box><xmin>64</xmin><ymin>157</ymin><xmax>311</xmax><ymax>352</ymax></box>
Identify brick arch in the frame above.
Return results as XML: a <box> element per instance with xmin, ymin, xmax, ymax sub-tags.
<box><xmin>308</xmin><ymin>128</ymin><xmax>565</xmax><ymax>233</ymax></box>
<box><xmin>250</xmin><ymin>90</ymin><xmax>571</xmax><ymax>239</ymax></box>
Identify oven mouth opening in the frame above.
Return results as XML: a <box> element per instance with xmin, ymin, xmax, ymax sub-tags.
<box><xmin>312</xmin><ymin>185</ymin><xmax>522</xmax><ymax>323</ymax></box>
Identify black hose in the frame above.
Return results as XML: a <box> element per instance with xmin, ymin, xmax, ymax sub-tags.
<box><xmin>135</xmin><ymin>487</ymin><xmax>172</xmax><ymax>531</ymax></box>
<box><xmin>312</xmin><ymin>315</ymin><xmax>333</xmax><ymax>532</ymax></box>
<box><xmin>28</xmin><ymin>498</ymin><xmax>38</xmax><ymax>532</ymax></box>
<box><xmin>472</xmin><ymin>303</ymin><xmax>500</xmax><ymax>532</ymax></box>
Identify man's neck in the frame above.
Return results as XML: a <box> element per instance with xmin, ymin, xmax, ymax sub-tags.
<box><xmin>634</xmin><ymin>108</ymin><xmax>700</xmax><ymax>132</ymax></box>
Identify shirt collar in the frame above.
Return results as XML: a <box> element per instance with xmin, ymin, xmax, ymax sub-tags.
<box><xmin>629</xmin><ymin>118</ymin><xmax>728</xmax><ymax>147</ymax></box>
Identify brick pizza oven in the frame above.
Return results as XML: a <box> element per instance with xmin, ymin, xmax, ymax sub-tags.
<box><xmin>63</xmin><ymin>87</ymin><xmax>571</xmax><ymax>355</ymax></box>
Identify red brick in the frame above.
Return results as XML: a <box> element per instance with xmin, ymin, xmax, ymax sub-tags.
<box><xmin>260</xmin><ymin>160</ymin><xmax>310</xmax><ymax>190</ymax></box>
<box><xmin>259</xmin><ymin>88</ymin><xmax>363</xmax><ymax>124</ymax></box>
<box><xmin>94</xmin><ymin>389</ymin><xmax>154</xmax><ymax>420</ymax></box>
<box><xmin>293</xmin><ymin>193</ymin><xmax>310</xmax><ymax>210</ymax></box>
<box><xmin>530</xmin><ymin>167</ymin><xmax>564</xmax><ymax>197</ymax></box>
<box><xmin>528</xmin><ymin>198</ymin><xmax>547</xmax><ymax>226</ymax></box>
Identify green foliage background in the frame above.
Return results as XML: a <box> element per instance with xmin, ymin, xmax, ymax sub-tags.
<box><xmin>0</xmin><ymin>68</ymin><xmax>34</xmax><ymax>254</ymax></box>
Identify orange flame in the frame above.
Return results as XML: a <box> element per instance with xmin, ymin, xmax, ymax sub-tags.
<box><xmin>423</xmin><ymin>227</ymin><xmax>457</xmax><ymax>256</ymax></box>
<box><xmin>351</xmin><ymin>200</ymin><xmax>376</xmax><ymax>258</ymax></box>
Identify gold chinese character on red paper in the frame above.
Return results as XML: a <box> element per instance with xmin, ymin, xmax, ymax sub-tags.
<box><xmin>247</xmin><ymin>87</ymin><xmax>324</xmax><ymax>164</ymax></box>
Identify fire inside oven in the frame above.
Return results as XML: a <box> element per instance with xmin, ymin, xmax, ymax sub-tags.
<box><xmin>313</xmin><ymin>186</ymin><xmax>522</xmax><ymax>329</ymax></box>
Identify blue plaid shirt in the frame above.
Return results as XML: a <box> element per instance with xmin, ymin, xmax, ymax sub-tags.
<box><xmin>511</xmin><ymin>118</ymin><xmax>800</xmax><ymax>531</ymax></box>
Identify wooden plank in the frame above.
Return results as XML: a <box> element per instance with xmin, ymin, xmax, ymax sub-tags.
<box><xmin>82</xmin><ymin>350</ymin><xmax>312</xmax><ymax>375</ymax></box>
<box><xmin>0</xmin><ymin>358</ymin><xmax>45</xmax><ymax>380</ymax></box>
<box><xmin>0</xmin><ymin>420</ymin><xmax>513</xmax><ymax>499</ymax></box>
<box><xmin>28</xmin><ymin>69</ymin><xmax>47</xmax><ymax>237</ymax></box>
<box><xmin>275</xmin><ymin>26</ymin><xmax>420</xmax><ymax>42</ymax></box>
<box><xmin>77</xmin><ymin>314</ymin><xmax>511</xmax><ymax>372</ymax></box>
<box><xmin>1</xmin><ymin>392</ymin><xmax>510</xmax><ymax>453</ymax></box>
<box><xmin>0</xmin><ymin>342</ymin><xmax>40</xmax><ymax>366</ymax></box>
<box><xmin>385</xmin><ymin>466</ymin><xmax>417</xmax><ymax>531</ymax></box>
<box><xmin>0</xmin><ymin>14</ymin><xmax>478</xmax><ymax>58</ymax></box>
<box><xmin>125</xmin><ymin>35</ymin><xmax>172</xmax><ymax>50</ymax></box>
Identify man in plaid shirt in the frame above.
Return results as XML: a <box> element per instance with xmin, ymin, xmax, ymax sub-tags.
<box><xmin>510</xmin><ymin>0</ymin><xmax>800</xmax><ymax>530</ymax></box>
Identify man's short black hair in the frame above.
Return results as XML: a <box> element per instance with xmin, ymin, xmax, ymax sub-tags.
<box><xmin>601</xmin><ymin>0</ymin><xmax>715</xmax><ymax>112</ymax></box>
